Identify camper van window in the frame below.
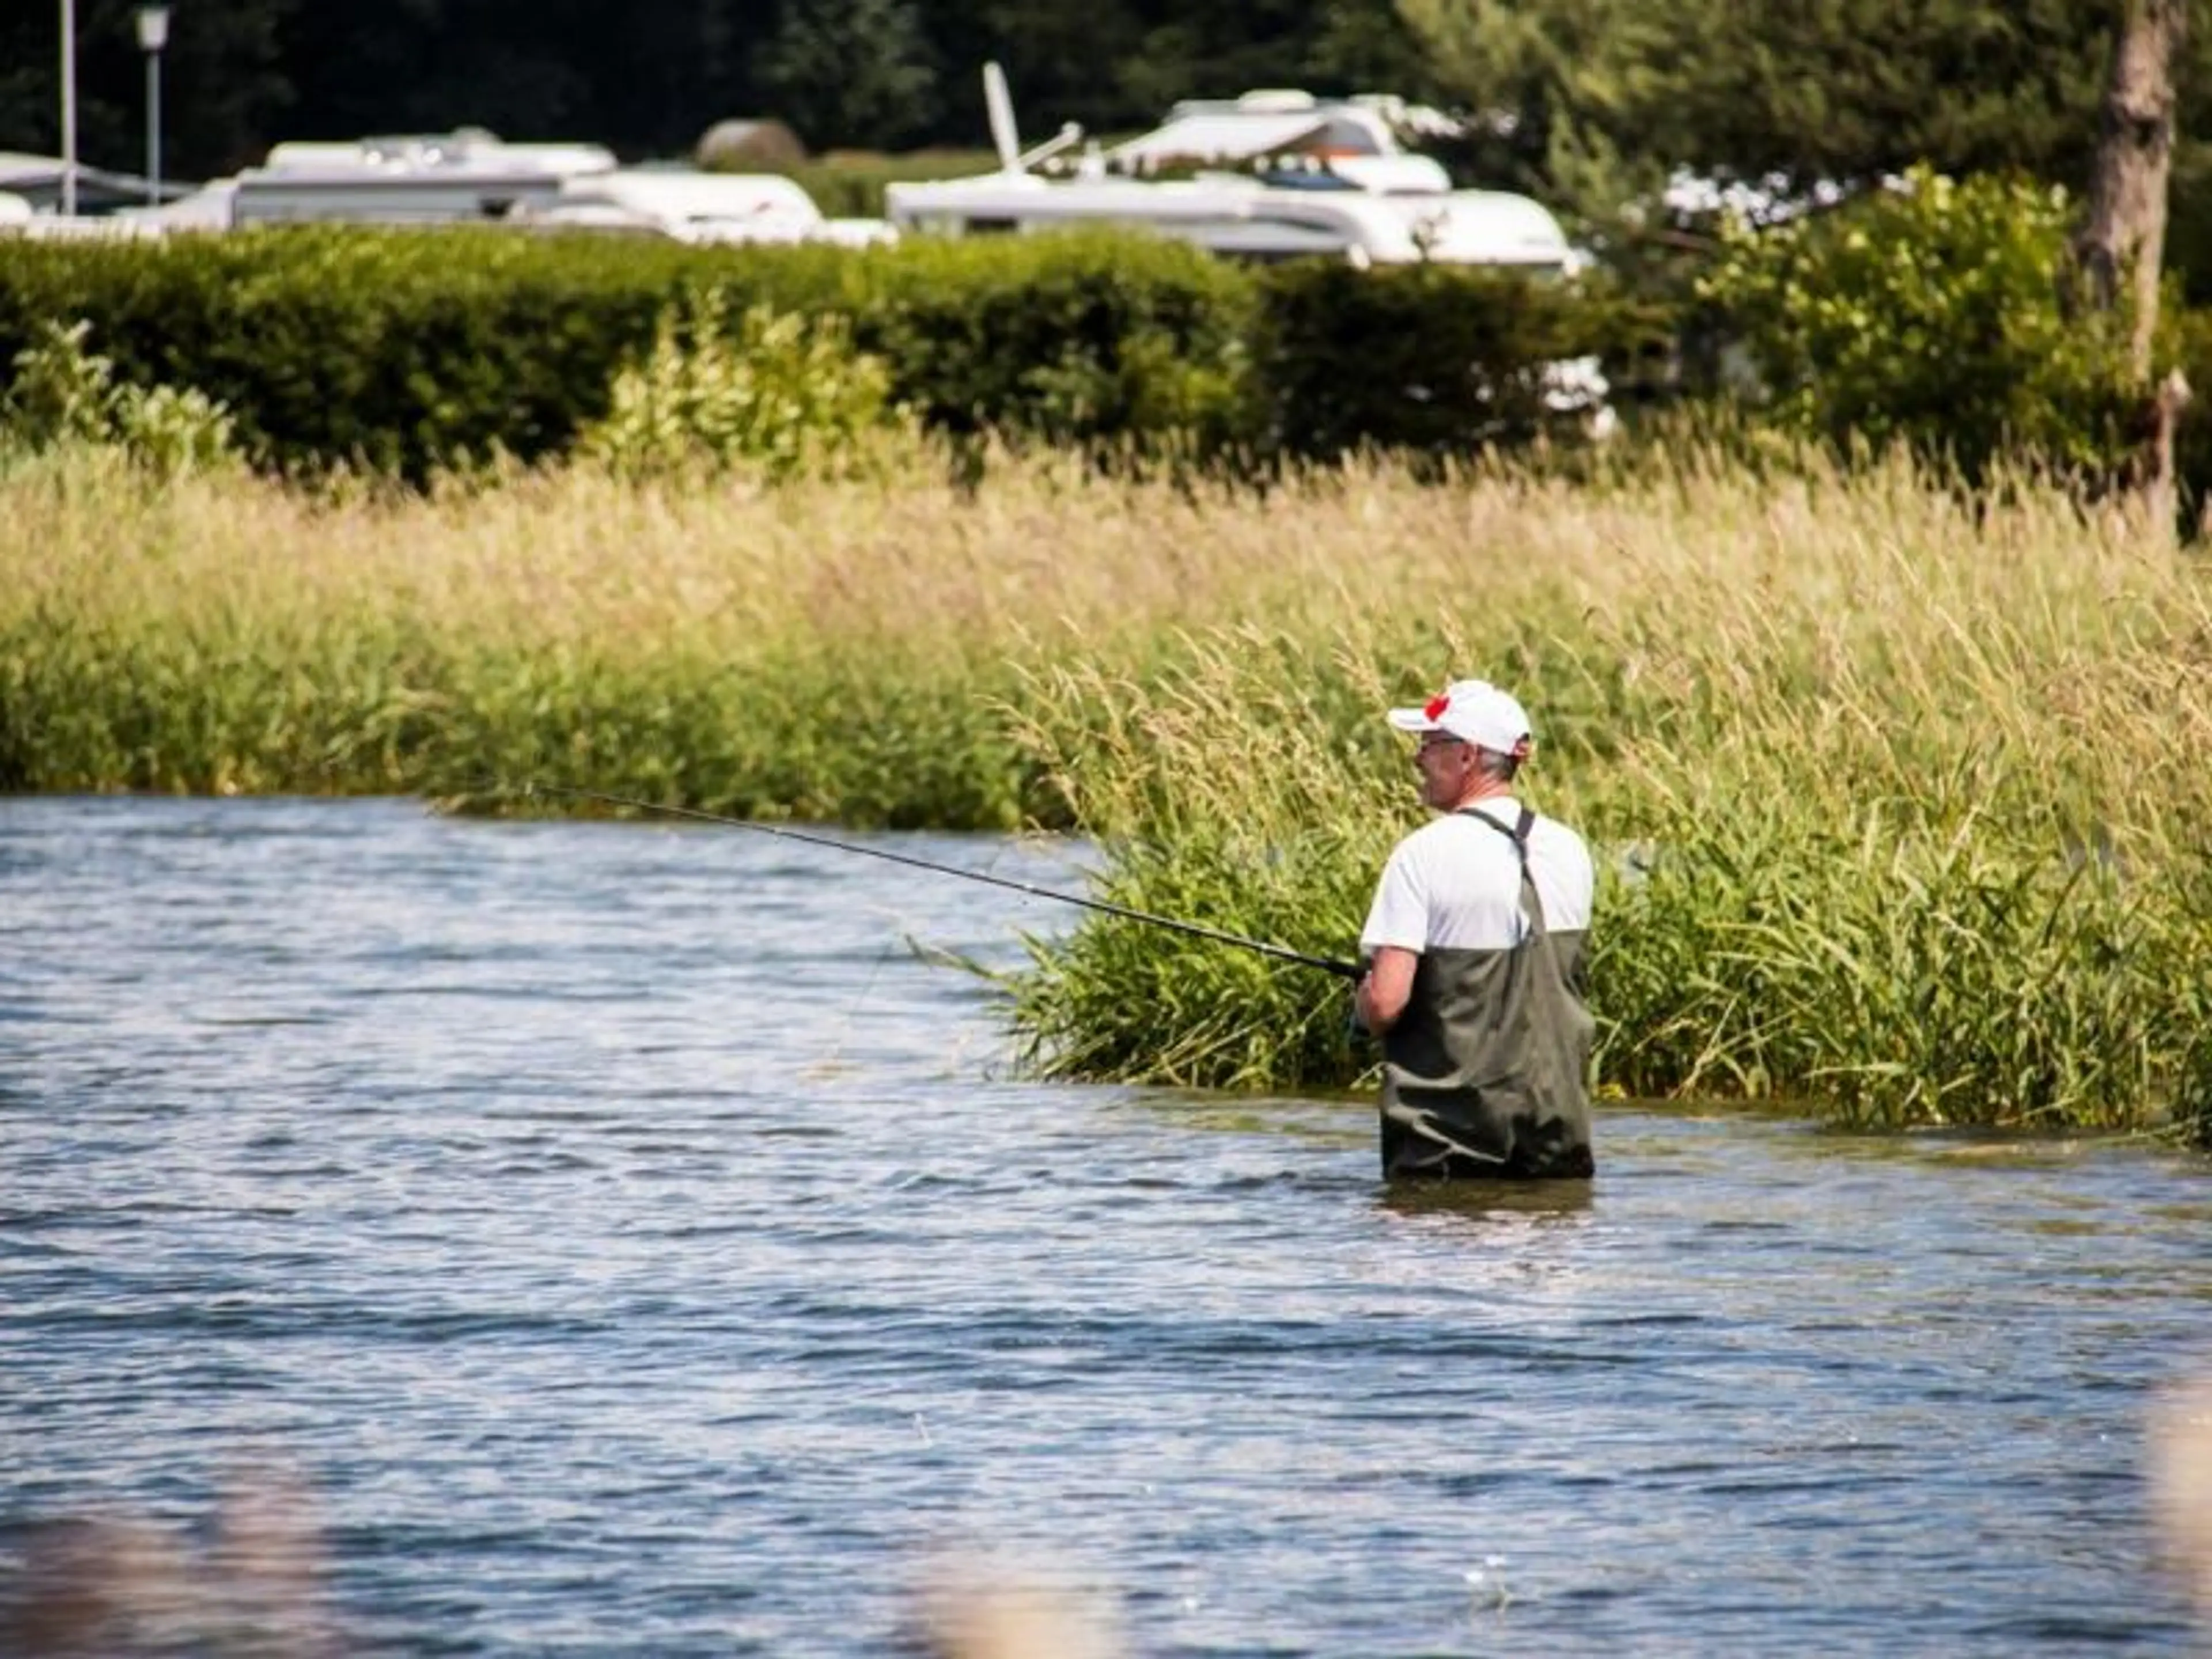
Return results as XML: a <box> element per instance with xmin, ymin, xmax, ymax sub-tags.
<box><xmin>1257</xmin><ymin>171</ymin><xmax>1359</xmax><ymax>192</ymax></box>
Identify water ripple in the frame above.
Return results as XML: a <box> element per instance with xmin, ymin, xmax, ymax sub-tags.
<box><xmin>1</xmin><ymin>797</ymin><xmax>2207</xmax><ymax>1656</ymax></box>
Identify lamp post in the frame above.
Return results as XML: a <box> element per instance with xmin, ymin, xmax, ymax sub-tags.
<box><xmin>59</xmin><ymin>0</ymin><xmax>78</xmax><ymax>216</ymax></box>
<box><xmin>136</xmin><ymin>5</ymin><xmax>171</xmax><ymax>206</ymax></box>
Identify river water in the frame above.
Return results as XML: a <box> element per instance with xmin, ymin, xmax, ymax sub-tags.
<box><xmin>2</xmin><ymin>797</ymin><xmax>2207</xmax><ymax>1656</ymax></box>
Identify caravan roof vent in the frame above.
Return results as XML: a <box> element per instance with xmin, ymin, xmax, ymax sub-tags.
<box><xmin>1235</xmin><ymin>90</ymin><xmax>1318</xmax><ymax>113</ymax></box>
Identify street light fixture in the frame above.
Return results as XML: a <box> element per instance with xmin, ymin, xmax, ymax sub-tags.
<box><xmin>59</xmin><ymin>0</ymin><xmax>78</xmax><ymax>216</ymax></box>
<box><xmin>136</xmin><ymin>5</ymin><xmax>171</xmax><ymax>206</ymax></box>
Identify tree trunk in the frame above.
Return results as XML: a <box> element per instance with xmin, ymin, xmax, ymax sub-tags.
<box><xmin>2075</xmin><ymin>0</ymin><xmax>2188</xmax><ymax>380</ymax></box>
<box><xmin>2076</xmin><ymin>0</ymin><xmax>2191</xmax><ymax>536</ymax></box>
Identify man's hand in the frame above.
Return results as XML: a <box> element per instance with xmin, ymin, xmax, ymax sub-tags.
<box><xmin>1357</xmin><ymin>948</ymin><xmax>1418</xmax><ymax>1035</ymax></box>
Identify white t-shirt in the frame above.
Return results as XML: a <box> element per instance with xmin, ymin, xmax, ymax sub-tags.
<box><xmin>1359</xmin><ymin>797</ymin><xmax>1594</xmax><ymax>953</ymax></box>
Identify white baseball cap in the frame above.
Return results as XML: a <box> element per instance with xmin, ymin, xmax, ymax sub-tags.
<box><xmin>1385</xmin><ymin>679</ymin><xmax>1533</xmax><ymax>756</ymax></box>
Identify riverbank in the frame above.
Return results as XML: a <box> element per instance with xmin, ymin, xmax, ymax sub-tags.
<box><xmin>4</xmin><ymin>440</ymin><xmax>2206</xmax><ymax>1136</ymax></box>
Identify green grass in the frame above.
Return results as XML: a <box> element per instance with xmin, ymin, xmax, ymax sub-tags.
<box><xmin>3</xmin><ymin>436</ymin><xmax>2207</xmax><ymax>1140</ymax></box>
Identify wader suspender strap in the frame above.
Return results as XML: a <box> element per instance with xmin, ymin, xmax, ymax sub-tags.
<box><xmin>1457</xmin><ymin>806</ymin><xmax>1549</xmax><ymax>939</ymax></box>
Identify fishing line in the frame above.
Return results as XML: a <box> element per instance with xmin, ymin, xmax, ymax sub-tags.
<box><xmin>472</xmin><ymin>780</ymin><xmax>1365</xmax><ymax>981</ymax></box>
<box><xmin>810</xmin><ymin>918</ymin><xmax>908</xmax><ymax>1084</ymax></box>
<box><xmin>813</xmin><ymin>833</ymin><xmax>1020</xmax><ymax>1083</ymax></box>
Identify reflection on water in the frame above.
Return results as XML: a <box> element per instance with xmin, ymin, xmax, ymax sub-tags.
<box><xmin>2152</xmin><ymin>1379</ymin><xmax>2212</xmax><ymax>1623</ymax></box>
<box><xmin>1374</xmin><ymin>1175</ymin><xmax>1598</xmax><ymax>1226</ymax></box>
<box><xmin>1</xmin><ymin>797</ymin><xmax>2209</xmax><ymax>1657</ymax></box>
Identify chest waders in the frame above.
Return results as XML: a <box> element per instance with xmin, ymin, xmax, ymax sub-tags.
<box><xmin>1378</xmin><ymin>806</ymin><xmax>1597</xmax><ymax>1180</ymax></box>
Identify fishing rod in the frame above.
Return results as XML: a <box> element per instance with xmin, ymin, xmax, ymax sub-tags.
<box><xmin>484</xmin><ymin>781</ymin><xmax>1366</xmax><ymax>982</ymax></box>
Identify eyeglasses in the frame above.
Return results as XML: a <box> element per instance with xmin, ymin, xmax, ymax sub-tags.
<box><xmin>1415</xmin><ymin>733</ymin><xmax>1468</xmax><ymax>759</ymax></box>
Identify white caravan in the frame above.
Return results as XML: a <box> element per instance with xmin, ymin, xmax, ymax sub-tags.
<box><xmin>513</xmin><ymin>169</ymin><xmax>895</xmax><ymax>247</ymax></box>
<box><xmin>111</xmin><ymin>130</ymin><xmax>613</xmax><ymax>229</ymax></box>
<box><xmin>117</xmin><ymin>130</ymin><xmax>892</xmax><ymax>246</ymax></box>
<box><xmin>223</xmin><ymin>130</ymin><xmax>616</xmax><ymax>226</ymax></box>
<box><xmin>885</xmin><ymin>68</ymin><xmax>1575</xmax><ymax>271</ymax></box>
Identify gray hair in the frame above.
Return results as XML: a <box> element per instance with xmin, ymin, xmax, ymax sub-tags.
<box><xmin>1475</xmin><ymin>748</ymin><xmax>1521</xmax><ymax>785</ymax></box>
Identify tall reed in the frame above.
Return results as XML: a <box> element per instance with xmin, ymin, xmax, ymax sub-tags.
<box><xmin>5</xmin><ymin>438</ymin><xmax>2206</xmax><ymax>1135</ymax></box>
<box><xmin>994</xmin><ymin>454</ymin><xmax>2212</xmax><ymax>1138</ymax></box>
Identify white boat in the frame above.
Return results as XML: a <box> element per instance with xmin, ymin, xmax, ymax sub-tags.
<box><xmin>885</xmin><ymin>68</ymin><xmax>1576</xmax><ymax>272</ymax></box>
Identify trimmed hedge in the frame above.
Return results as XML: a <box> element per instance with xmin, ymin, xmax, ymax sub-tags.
<box><xmin>0</xmin><ymin>226</ymin><xmax>1648</xmax><ymax>479</ymax></box>
<box><xmin>1256</xmin><ymin>262</ymin><xmax>1660</xmax><ymax>460</ymax></box>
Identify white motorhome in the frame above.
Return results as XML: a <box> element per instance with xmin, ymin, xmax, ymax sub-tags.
<box><xmin>115</xmin><ymin>131</ymin><xmax>893</xmax><ymax>247</ymax></box>
<box><xmin>223</xmin><ymin>130</ymin><xmax>616</xmax><ymax>226</ymax></box>
<box><xmin>885</xmin><ymin>69</ymin><xmax>1576</xmax><ymax>272</ymax></box>
<box><xmin>1105</xmin><ymin>88</ymin><xmax>1460</xmax><ymax>195</ymax></box>
<box><xmin>515</xmin><ymin>169</ymin><xmax>895</xmax><ymax>248</ymax></box>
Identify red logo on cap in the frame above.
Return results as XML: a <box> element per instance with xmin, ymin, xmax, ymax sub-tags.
<box><xmin>1423</xmin><ymin>694</ymin><xmax>1450</xmax><ymax>721</ymax></box>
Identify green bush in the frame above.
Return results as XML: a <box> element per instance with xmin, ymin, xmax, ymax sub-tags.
<box><xmin>0</xmin><ymin>230</ymin><xmax>698</xmax><ymax>480</ymax></box>
<box><xmin>0</xmin><ymin>227</ymin><xmax>1627</xmax><ymax>480</ymax></box>
<box><xmin>580</xmin><ymin>291</ymin><xmax>912</xmax><ymax>480</ymax></box>
<box><xmin>850</xmin><ymin>230</ymin><xmax>1264</xmax><ymax>453</ymax></box>
<box><xmin>1255</xmin><ymin>262</ymin><xmax>1653</xmax><ymax>460</ymax></box>
<box><xmin>0</xmin><ymin>229</ymin><xmax>1257</xmax><ymax>477</ymax></box>
<box><xmin>1698</xmin><ymin>166</ymin><xmax>2141</xmax><ymax>483</ymax></box>
<box><xmin>2</xmin><ymin>319</ymin><xmax>240</xmax><ymax>476</ymax></box>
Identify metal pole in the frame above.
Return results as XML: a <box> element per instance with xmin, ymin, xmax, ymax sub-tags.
<box><xmin>134</xmin><ymin>8</ymin><xmax>171</xmax><ymax>207</ymax></box>
<box><xmin>147</xmin><ymin>48</ymin><xmax>162</xmax><ymax>204</ymax></box>
<box><xmin>60</xmin><ymin>0</ymin><xmax>78</xmax><ymax>217</ymax></box>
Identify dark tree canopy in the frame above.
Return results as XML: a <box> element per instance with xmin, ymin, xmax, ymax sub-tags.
<box><xmin>1400</xmin><ymin>0</ymin><xmax>2212</xmax><ymax>204</ymax></box>
<box><xmin>0</xmin><ymin>0</ymin><xmax>1425</xmax><ymax>176</ymax></box>
<box><xmin>1</xmin><ymin>0</ymin><xmax>2203</xmax><ymax>293</ymax></box>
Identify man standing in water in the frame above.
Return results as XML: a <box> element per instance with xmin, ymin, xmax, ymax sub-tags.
<box><xmin>1353</xmin><ymin>679</ymin><xmax>1597</xmax><ymax>1179</ymax></box>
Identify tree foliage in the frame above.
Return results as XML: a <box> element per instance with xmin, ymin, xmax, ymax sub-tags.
<box><xmin>1699</xmin><ymin>167</ymin><xmax>2140</xmax><ymax>480</ymax></box>
<box><xmin>759</xmin><ymin>0</ymin><xmax>940</xmax><ymax>150</ymax></box>
<box><xmin>0</xmin><ymin>0</ymin><xmax>1421</xmax><ymax>180</ymax></box>
<box><xmin>1396</xmin><ymin>0</ymin><xmax>2212</xmax><ymax>218</ymax></box>
<box><xmin>0</xmin><ymin>0</ymin><xmax>296</xmax><ymax>177</ymax></box>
